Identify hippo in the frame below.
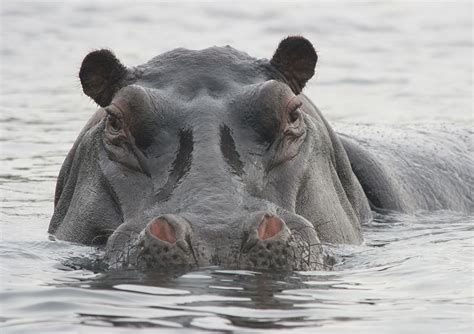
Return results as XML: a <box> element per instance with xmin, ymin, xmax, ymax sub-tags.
<box><xmin>49</xmin><ymin>36</ymin><xmax>472</xmax><ymax>271</ymax></box>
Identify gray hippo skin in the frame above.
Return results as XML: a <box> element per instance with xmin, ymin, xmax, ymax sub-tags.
<box><xmin>48</xmin><ymin>36</ymin><xmax>472</xmax><ymax>271</ymax></box>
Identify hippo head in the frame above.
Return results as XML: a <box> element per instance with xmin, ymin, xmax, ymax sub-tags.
<box><xmin>49</xmin><ymin>37</ymin><xmax>371</xmax><ymax>271</ymax></box>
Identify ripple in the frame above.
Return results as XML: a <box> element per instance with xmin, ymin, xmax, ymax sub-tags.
<box><xmin>114</xmin><ymin>284</ymin><xmax>190</xmax><ymax>295</ymax></box>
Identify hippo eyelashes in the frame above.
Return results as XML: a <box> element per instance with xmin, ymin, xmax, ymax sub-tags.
<box><xmin>103</xmin><ymin>104</ymin><xmax>127</xmax><ymax>143</ymax></box>
<box><xmin>284</xmin><ymin>98</ymin><xmax>305</xmax><ymax>134</ymax></box>
<box><xmin>105</xmin><ymin>109</ymin><xmax>123</xmax><ymax>135</ymax></box>
<box><xmin>263</xmin><ymin>95</ymin><xmax>307</xmax><ymax>170</ymax></box>
<box><xmin>287</xmin><ymin>99</ymin><xmax>303</xmax><ymax>124</ymax></box>
<box><xmin>289</xmin><ymin>105</ymin><xmax>302</xmax><ymax>124</ymax></box>
<box><xmin>102</xmin><ymin>105</ymin><xmax>151</xmax><ymax>176</ymax></box>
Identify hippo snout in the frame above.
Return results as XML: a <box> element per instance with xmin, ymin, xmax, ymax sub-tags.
<box><xmin>107</xmin><ymin>211</ymin><xmax>325</xmax><ymax>271</ymax></box>
<box><xmin>139</xmin><ymin>215</ymin><xmax>196</xmax><ymax>269</ymax></box>
<box><xmin>239</xmin><ymin>212</ymin><xmax>324</xmax><ymax>270</ymax></box>
<box><xmin>239</xmin><ymin>213</ymin><xmax>288</xmax><ymax>252</ymax></box>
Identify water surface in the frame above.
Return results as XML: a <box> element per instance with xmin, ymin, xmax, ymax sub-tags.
<box><xmin>1</xmin><ymin>1</ymin><xmax>473</xmax><ymax>333</ymax></box>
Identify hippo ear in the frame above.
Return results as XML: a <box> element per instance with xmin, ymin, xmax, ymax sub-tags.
<box><xmin>270</xmin><ymin>36</ymin><xmax>317</xmax><ymax>94</ymax></box>
<box><xmin>79</xmin><ymin>49</ymin><xmax>128</xmax><ymax>107</ymax></box>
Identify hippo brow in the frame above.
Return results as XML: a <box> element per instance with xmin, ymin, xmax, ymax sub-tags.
<box><xmin>220</xmin><ymin>124</ymin><xmax>244</xmax><ymax>177</ymax></box>
<box><xmin>155</xmin><ymin>129</ymin><xmax>193</xmax><ymax>202</ymax></box>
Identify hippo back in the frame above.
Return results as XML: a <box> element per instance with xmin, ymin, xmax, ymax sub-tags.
<box><xmin>337</xmin><ymin>123</ymin><xmax>473</xmax><ymax>213</ymax></box>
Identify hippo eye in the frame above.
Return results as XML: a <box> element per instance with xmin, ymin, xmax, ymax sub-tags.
<box><xmin>287</xmin><ymin>100</ymin><xmax>303</xmax><ymax>125</ymax></box>
<box><xmin>105</xmin><ymin>111</ymin><xmax>122</xmax><ymax>135</ymax></box>
<box><xmin>289</xmin><ymin>107</ymin><xmax>301</xmax><ymax>123</ymax></box>
<box><xmin>267</xmin><ymin>96</ymin><xmax>306</xmax><ymax>169</ymax></box>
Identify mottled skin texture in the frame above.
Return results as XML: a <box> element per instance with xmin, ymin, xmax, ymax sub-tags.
<box><xmin>48</xmin><ymin>37</ymin><xmax>472</xmax><ymax>271</ymax></box>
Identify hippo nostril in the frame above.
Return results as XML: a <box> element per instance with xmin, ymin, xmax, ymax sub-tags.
<box><xmin>149</xmin><ymin>218</ymin><xmax>177</xmax><ymax>244</ymax></box>
<box><xmin>258</xmin><ymin>214</ymin><xmax>284</xmax><ymax>240</ymax></box>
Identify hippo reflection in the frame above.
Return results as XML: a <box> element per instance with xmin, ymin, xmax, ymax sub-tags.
<box><xmin>49</xmin><ymin>36</ymin><xmax>472</xmax><ymax>270</ymax></box>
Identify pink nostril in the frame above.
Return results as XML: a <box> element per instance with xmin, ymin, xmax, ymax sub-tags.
<box><xmin>149</xmin><ymin>218</ymin><xmax>177</xmax><ymax>243</ymax></box>
<box><xmin>258</xmin><ymin>214</ymin><xmax>284</xmax><ymax>240</ymax></box>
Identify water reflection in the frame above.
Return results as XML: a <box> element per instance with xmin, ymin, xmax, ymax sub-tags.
<box><xmin>48</xmin><ymin>267</ymin><xmax>348</xmax><ymax>330</ymax></box>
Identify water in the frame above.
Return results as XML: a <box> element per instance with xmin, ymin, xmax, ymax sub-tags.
<box><xmin>0</xmin><ymin>1</ymin><xmax>472</xmax><ymax>333</ymax></box>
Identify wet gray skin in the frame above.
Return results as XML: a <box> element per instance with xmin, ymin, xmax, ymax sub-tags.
<box><xmin>49</xmin><ymin>36</ymin><xmax>473</xmax><ymax>271</ymax></box>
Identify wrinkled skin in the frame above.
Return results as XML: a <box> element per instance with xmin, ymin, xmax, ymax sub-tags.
<box><xmin>49</xmin><ymin>36</ymin><xmax>472</xmax><ymax>271</ymax></box>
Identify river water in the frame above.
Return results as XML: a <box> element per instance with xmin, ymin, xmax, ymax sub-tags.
<box><xmin>0</xmin><ymin>1</ymin><xmax>472</xmax><ymax>333</ymax></box>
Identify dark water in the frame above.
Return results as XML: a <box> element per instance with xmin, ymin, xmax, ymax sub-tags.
<box><xmin>1</xmin><ymin>1</ymin><xmax>473</xmax><ymax>333</ymax></box>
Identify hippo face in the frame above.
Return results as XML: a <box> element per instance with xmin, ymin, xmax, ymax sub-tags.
<box><xmin>49</xmin><ymin>37</ymin><xmax>371</xmax><ymax>271</ymax></box>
